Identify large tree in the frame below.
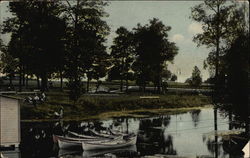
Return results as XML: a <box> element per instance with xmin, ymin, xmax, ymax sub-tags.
<box><xmin>63</xmin><ymin>0</ymin><xmax>109</xmax><ymax>100</ymax></box>
<box><xmin>133</xmin><ymin>18</ymin><xmax>178</xmax><ymax>93</ymax></box>
<box><xmin>190</xmin><ymin>0</ymin><xmax>247</xmax><ymax>87</ymax></box>
<box><xmin>110</xmin><ymin>27</ymin><xmax>135</xmax><ymax>92</ymax></box>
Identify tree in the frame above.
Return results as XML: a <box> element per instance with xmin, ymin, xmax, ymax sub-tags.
<box><xmin>170</xmin><ymin>74</ymin><xmax>177</xmax><ymax>82</ymax></box>
<box><xmin>225</xmin><ymin>33</ymin><xmax>249</xmax><ymax>127</ymax></box>
<box><xmin>0</xmin><ymin>44</ymin><xmax>19</xmax><ymax>87</ymax></box>
<box><xmin>2</xmin><ymin>1</ymin><xmax>66</xmax><ymax>91</ymax></box>
<box><xmin>133</xmin><ymin>18</ymin><xmax>178</xmax><ymax>93</ymax></box>
<box><xmin>63</xmin><ymin>0</ymin><xmax>109</xmax><ymax>100</ymax></box>
<box><xmin>190</xmin><ymin>0</ymin><xmax>247</xmax><ymax>89</ymax></box>
<box><xmin>189</xmin><ymin>66</ymin><xmax>202</xmax><ymax>87</ymax></box>
<box><xmin>161</xmin><ymin>66</ymin><xmax>172</xmax><ymax>82</ymax></box>
<box><xmin>110</xmin><ymin>27</ymin><xmax>135</xmax><ymax>92</ymax></box>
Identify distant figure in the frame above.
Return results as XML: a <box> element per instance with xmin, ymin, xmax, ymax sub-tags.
<box><xmin>33</xmin><ymin>94</ymin><xmax>39</xmax><ymax>108</ymax></box>
<box><xmin>54</xmin><ymin>106</ymin><xmax>64</xmax><ymax>119</ymax></box>
<box><xmin>40</xmin><ymin>92</ymin><xmax>46</xmax><ymax>102</ymax></box>
<box><xmin>24</xmin><ymin>96</ymin><xmax>33</xmax><ymax>104</ymax></box>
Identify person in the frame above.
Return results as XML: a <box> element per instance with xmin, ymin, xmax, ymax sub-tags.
<box><xmin>40</xmin><ymin>92</ymin><xmax>46</xmax><ymax>102</ymax></box>
<box><xmin>32</xmin><ymin>94</ymin><xmax>39</xmax><ymax>108</ymax></box>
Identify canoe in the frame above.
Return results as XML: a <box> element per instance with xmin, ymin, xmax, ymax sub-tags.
<box><xmin>82</xmin><ymin>134</ymin><xmax>137</xmax><ymax>151</ymax></box>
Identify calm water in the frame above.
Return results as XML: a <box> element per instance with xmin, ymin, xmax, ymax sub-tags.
<box><xmin>19</xmin><ymin>108</ymin><xmax>241</xmax><ymax>158</ymax></box>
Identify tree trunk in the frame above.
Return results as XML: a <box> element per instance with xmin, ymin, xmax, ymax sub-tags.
<box><xmin>120</xmin><ymin>78</ymin><xmax>123</xmax><ymax>92</ymax></box>
<box><xmin>87</xmin><ymin>77</ymin><xmax>90</xmax><ymax>93</ymax></box>
<box><xmin>22</xmin><ymin>69</ymin><xmax>25</xmax><ymax>86</ymax></box>
<box><xmin>125</xmin><ymin>74</ymin><xmax>128</xmax><ymax>93</ymax></box>
<box><xmin>25</xmin><ymin>75</ymin><xmax>29</xmax><ymax>88</ymax></box>
<box><xmin>120</xmin><ymin>58</ymin><xmax>124</xmax><ymax>92</ymax></box>
<box><xmin>41</xmin><ymin>72</ymin><xmax>48</xmax><ymax>92</ymax></box>
<box><xmin>9</xmin><ymin>74</ymin><xmax>13</xmax><ymax>86</ymax></box>
<box><xmin>37</xmin><ymin>75</ymin><xmax>40</xmax><ymax>89</ymax></box>
<box><xmin>19</xmin><ymin>69</ymin><xmax>22</xmax><ymax>92</ymax></box>
<box><xmin>60</xmin><ymin>70</ymin><xmax>63</xmax><ymax>91</ymax></box>
<box><xmin>214</xmin><ymin>107</ymin><xmax>218</xmax><ymax>158</ymax></box>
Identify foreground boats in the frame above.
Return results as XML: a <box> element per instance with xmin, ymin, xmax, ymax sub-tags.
<box><xmin>54</xmin><ymin>134</ymin><xmax>108</xmax><ymax>149</ymax></box>
<box><xmin>82</xmin><ymin>134</ymin><xmax>137</xmax><ymax>151</ymax></box>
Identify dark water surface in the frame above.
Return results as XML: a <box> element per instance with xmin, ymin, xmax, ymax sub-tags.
<box><xmin>19</xmin><ymin>108</ymin><xmax>243</xmax><ymax>158</ymax></box>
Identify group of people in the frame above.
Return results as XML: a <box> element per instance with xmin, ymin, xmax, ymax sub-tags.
<box><xmin>24</xmin><ymin>92</ymin><xmax>46</xmax><ymax>108</ymax></box>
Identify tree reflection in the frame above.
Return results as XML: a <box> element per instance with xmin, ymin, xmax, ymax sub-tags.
<box><xmin>137</xmin><ymin>116</ymin><xmax>177</xmax><ymax>156</ymax></box>
<box><xmin>190</xmin><ymin>109</ymin><xmax>201</xmax><ymax>127</ymax></box>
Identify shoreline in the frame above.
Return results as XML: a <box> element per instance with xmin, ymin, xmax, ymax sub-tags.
<box><xmin>20</xmin><ymin>104</ymin><xmax>213</xmax><ymax>122</ymax></box>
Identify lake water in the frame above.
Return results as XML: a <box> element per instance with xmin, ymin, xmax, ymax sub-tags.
<box><xmin>19</xmin><ymin>108</ymin><xmax>244</xmax><ymax>158</ymax></box>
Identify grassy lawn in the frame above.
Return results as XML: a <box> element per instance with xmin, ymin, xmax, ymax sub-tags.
<box><xmin>18</xmin><ymin>91</ymin><xmax>212</xmax><ymax>121</ymax></box>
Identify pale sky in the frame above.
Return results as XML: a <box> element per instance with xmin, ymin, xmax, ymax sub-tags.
<box><xmin>3</xmin><ymin>1</ymin><xmax>246</xmax><ymax>82</ymax></box>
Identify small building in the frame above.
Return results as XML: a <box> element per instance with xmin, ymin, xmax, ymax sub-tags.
<box><xmin>0</xmin><ymin>95</ymin><xmax>21</xmax><ymax>148</ymax></box>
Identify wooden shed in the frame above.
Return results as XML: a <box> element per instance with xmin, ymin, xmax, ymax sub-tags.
<box><xmin>0</xmin><ymin>95</ymin><xmax>21</xmax><ymax>148</ymax></box>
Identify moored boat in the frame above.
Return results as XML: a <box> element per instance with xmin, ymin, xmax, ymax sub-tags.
<box><xmin>54</xmin><ymin>135</ymin><xmax>108</xmax><ymax>149</ymax></box>
<box><xmin>82</xmin><ymin>134</ymin><xmax>137</xmax><ymax>151</ymax></box>
<box><xmin>68</xmin><ymin>131</ymin><xmax>102</xmax><ymax>139</ymax></box>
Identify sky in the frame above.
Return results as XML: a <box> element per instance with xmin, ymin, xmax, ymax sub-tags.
<box><xmin>1</xmin><ymin>1</ymin><xmax>248</xmax><ymax>82</ymax></box>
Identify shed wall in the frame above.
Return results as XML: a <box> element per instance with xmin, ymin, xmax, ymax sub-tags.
<box><xmin>0</xmin><ymin>96</ymin><xmax>20</xmax><ymax>146</ymax></box>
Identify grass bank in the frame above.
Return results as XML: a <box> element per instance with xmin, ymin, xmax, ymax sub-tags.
<box><xmin>20</xmin><ymin>92</ymin><xmax>212</xmax><ymax>121</ymax></box>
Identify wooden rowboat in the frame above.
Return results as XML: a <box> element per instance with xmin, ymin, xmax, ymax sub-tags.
<box><xmin>54</xmin><ymin>135</ymin><xmax>108</xmax><ymax>149</ymax></box>
<box><xmin>82</xmin><ymin>134</ymin><xmax>137</xmax><ymax>151</ymax></box>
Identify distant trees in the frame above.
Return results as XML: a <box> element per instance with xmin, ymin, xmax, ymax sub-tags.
<box><xmin>188</xmin><ymin>66</ymin><xmax>202</xmax><ymax>87</ymax></box>
<box><xmin>170</xmin><ymin>74</ymin><xmax>177</xmax><ymax>81</ymax></box>
<box><xmin>2</xmin><ymin>1</ymin><xmax>66</xmax><ymax>91</ymax></box>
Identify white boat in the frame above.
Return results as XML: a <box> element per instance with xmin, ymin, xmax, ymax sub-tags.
<box><xmin>54</xmin><ymin>135</ymin><xmax>108</xmax><ymax>149</ymax></box>
<box><xmin>56</xmin><ymin>135</ymin><xmax>83</xmax><ymax>149</ymax></box>
<box><xmin>89</xmin><ymin>129</ymin><xmax>117</xmax><ymax>138</ymax></box>
<box><xmin>68</xmin><ymin>131</ymin><xmax>102</xmax><ymax>139</ymax></box>
<box><xmin>82</xmin><ymin>134</ymin><xmax>137</xmax><ymax>151</ymax></box>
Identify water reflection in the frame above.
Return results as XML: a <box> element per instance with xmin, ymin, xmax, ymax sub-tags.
<box><xmin>190</xmin><ymin>109</ymin><xmax>201</xmax><ymax>127</ymax></box>
<box><xmin>20</xmin><ymin>108</ymin><xmax>242</xmax><ymax>158</ymax></box>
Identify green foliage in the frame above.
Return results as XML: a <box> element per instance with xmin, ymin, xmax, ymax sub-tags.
<box><xmin>132</xmin><ymin>18</ymin><xmax>178</xmax><ymax>92</ymax></box>
<box><xmin>109</xmin><ymin>27</ymin><xmax>135</xmax><ymax>91</ymax></box>
<box><xmin>63</xmin><ymin>0</ymin><xmax>110</xmax><ymax>98</ymax></box>
<box><xmin>170</xmin><ymin>74</ymin><xmax>177</xmax><ymax>81</ymax></box>
<box><xmin>190</xmin><ymin>0</ymin><xmax>248</xmax><ymax>76</ymax></box>
<box><xmin>0</xmin><ymin>42</ymin><xmax>19</xmax><ymax>85</ymax></box>
<box><xmin>2</xmin><ymin>1</ymin><xmax>67</xmax><ymax>91</ymax></box>
<box><xmin>189</xmin><ymin>66</ymin><xmax>202</xmax><ymax>87</ymax></box>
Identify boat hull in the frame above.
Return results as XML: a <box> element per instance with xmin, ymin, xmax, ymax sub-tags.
<box><xmin>82</xmin><ymin>135</ymin><xmax>137</xmax><ymax>151</ymax></box>
<box><xmin>58</xmin><ymin>138</ymin><xmax>82</xmax><ymax>149</ymax></box>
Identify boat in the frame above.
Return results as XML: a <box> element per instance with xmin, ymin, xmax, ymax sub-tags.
<box><xmin>82</xmin><ymin>134</ymin><xmax>137</xmax><ymax>151</ymax></box>
<box><xmin>68</xmin><ymin>131</ymin><xmax>102</xmax><ymax>139</ymax></box>
<box><xmin>54</xmin><ymin>135</ymin><xmax>108</xmax><ymax>149</ymax></box>
<box><xmin>89</xmin><ymin>129</ymin><xmax>117</xmax><ymax>139</ymax></box>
